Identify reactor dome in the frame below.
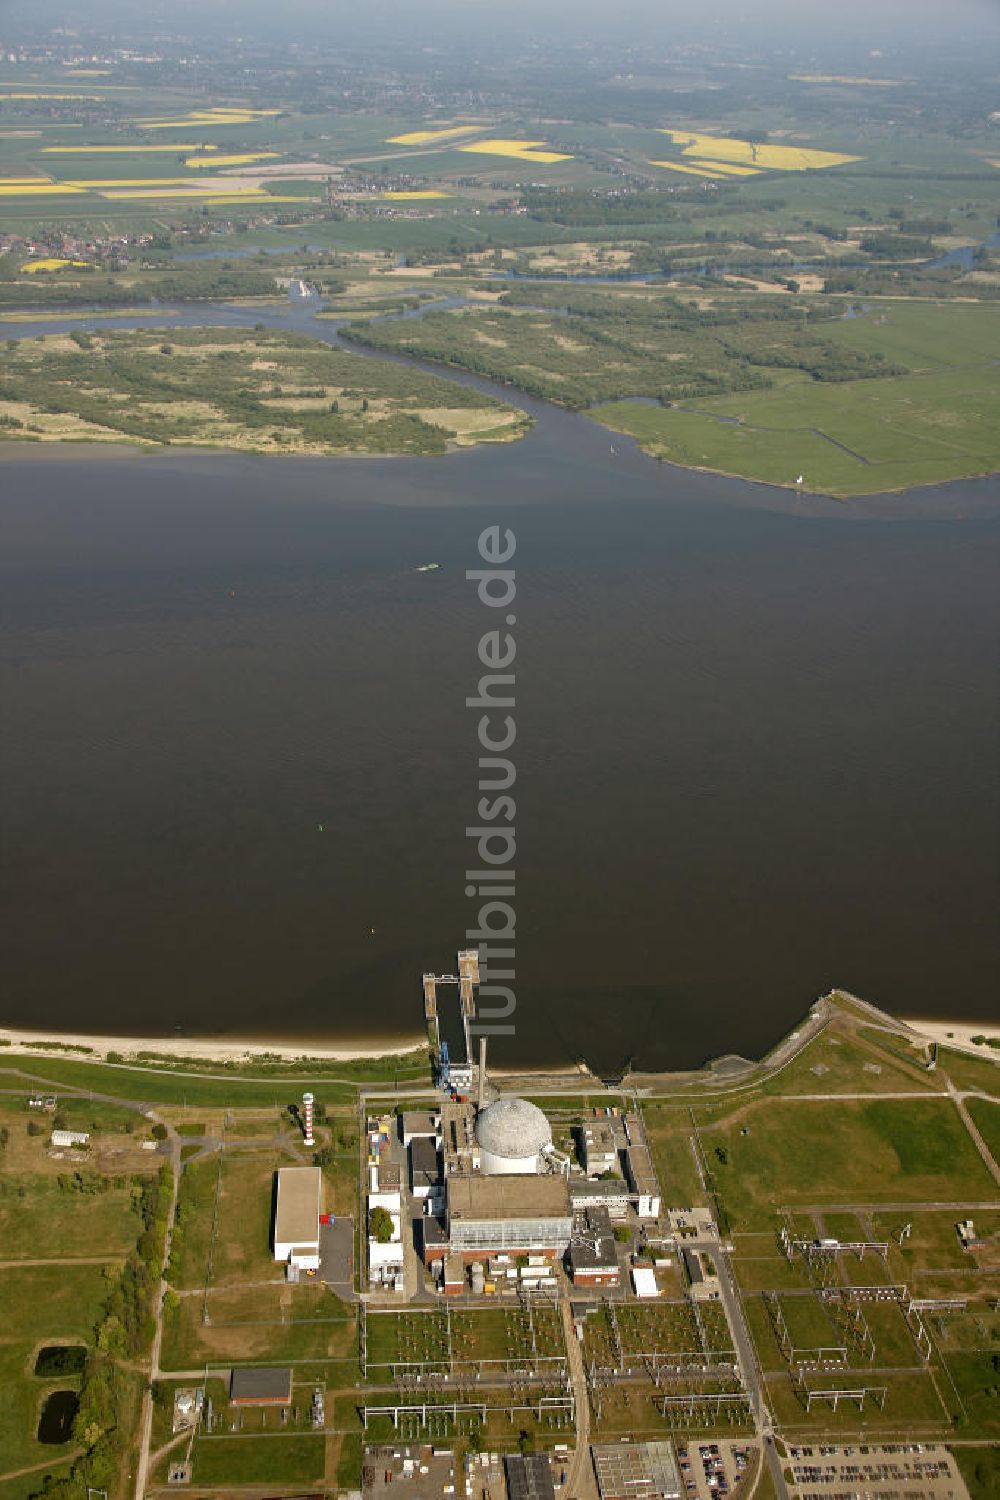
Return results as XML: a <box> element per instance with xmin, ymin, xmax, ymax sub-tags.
<box><xmin>476</xmin><ymin>1096</ymin><xmax>552</xmax><ymax>1175</ymax></box>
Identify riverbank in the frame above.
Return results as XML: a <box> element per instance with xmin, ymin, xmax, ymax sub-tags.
<box><xmin>902</xmin><ymin>1018</ymin><xmax>1000</xmax><ymax>1058</ymax></box>
<box><xmin>0</xmin><ymin>325</ymin><xmax>529</xmax><ymax>458</ymax></box>
<box><xmin>0</xmin><ymin>1025</ymin><xmax>426</xmax><ymax>1065</ymax></box>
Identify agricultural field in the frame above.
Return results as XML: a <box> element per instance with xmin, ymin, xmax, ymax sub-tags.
<box><xmin>0</xmin><ymin>325</ymin><xmax>529</xmax><ymax>455</ymax></box>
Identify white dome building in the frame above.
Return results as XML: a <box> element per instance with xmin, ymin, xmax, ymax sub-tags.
<box><xmin>476</xmin><ymin>1096</ymin><xmax>552</xmax><ymax>1175</ymax></box>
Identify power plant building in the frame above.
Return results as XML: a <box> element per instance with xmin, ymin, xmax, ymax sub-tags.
<box><xmin>475</xmin><ymin>1096</ymin><xmax>554</xmax><ymax>1176</ymax></box>
<box><xmin>443</xmin><ymin>1175</ymin><xmax>573</xmax><ymax>1259</ymax></box>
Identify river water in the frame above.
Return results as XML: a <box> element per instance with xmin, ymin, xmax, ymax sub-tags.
<box><xmin>0</xmin><ymin>295</ymin><xmax>997</xmax><ymax>1072</ymax></box>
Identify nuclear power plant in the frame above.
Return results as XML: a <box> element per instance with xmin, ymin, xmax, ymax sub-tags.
<box><xmin>363</xmin><ymin>949</ymin><xmax>661</xmax><ymax>1294</ymax></box>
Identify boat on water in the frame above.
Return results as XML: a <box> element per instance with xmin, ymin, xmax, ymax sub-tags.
<box><xmin>415</xmin><ymin>563</ymin><xmax>441</xmax><ymax>572</ymax></box>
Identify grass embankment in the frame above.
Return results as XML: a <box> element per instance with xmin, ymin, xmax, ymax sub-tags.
<box><xmin>346</xmin><ymin>289</ymin><xmax>1000</xmax><ymax>495</ymax></box>
<box><xmin>0</xmin><ymin>325</ymin><xmax>530</xmax><ymax>456</ymax></box>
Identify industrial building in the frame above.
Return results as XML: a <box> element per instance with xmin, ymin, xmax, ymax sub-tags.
<box><xmin>505</xmin><ymin>1454</ymin><xmax>557</xmax><ymax>1500</ymax></box>
<box><xmin>273</xmin><ymin>1166</ymin><xmax>322</xmax><ymax>1272</ymax></box>
<box><xmin>567</xmin><ymin>1206</ymin><xmax>621</xmax><ymax>1289</ymax></box>
<box><xmin>409</xmin><ymin>1136</ymin><xmax>440</xmax><ymax>1198</ymax></box>
<box><xmin>580</xmin><ymin>1120</ymin><xmax>618</xmax><ymax>1177</ymax></box>
<box><xmin>623</xmin><ymin>1114</ymin><xmax>661</xmax><ymax>1219</ymax></box>
<box><xmin>230</xmin><ymin>1367</ymin><xmax>293</xmax><ymax>1407</ymax></box>
<box><xmin>476</xmin><ymin>1095</ymin><xmax>555</xmax><ymax>1176</ymax></box>
<box><xmin>427</xmin><ymin>1173</ymin><xmax>573</xmax><ymax>1264</ymax></box>
<box><xmin>591</xmin><ymin>1442</ymin><xmax>682</xmax><ymax>1500</ymax></box>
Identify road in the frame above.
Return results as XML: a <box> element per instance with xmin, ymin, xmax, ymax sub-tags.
<box><xmin>692</xmin><ymin>1237</ymin><xmax>790</xmax><ymax>1500</ymax></box>
<box><xmin>132</xmin><ymin>1116</ymin><xmax>182</xmax><ymax>1500</ymax></box>
<box><xmin>560</xmin><ymin>1297</ymin><xmax>593</xmax><ymax>1500</ymax></box>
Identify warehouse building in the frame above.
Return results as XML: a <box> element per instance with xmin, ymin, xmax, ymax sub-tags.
<box><xmin>273</xmin><ymin>1166</ymin><xmax>322</xmax><ymax>1272</ymax></box>
<box><xmin>591</xmin><ymin>1442</ymin><xmax>682</xmax><ymax>1500</ymax></box>
<box><xmin>230</xmin><ymin>1367</ymin><xmax>293</xmax><ymax>1407</ymax></box>
<box><xmin>505</xmin><ymin>1453</ymin><xmax>557</xmax><ymax>1500</ymax></box>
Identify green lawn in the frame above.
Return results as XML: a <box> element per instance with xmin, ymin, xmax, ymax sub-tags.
<box><xmin>967</xmin><ymin>1099</ymin><xmax>1000</xmax><ymax>1164</ymax></box>
<box><xmin>189</xmin><ymin>1434</ymin><xmax>325</xmax><ymax>1484</ymax></box>
<box><xmin>701</xmin><ymin>1096</ymin><xmax>996</xmax><ymax>1229</ymax></box>
<box><xmin>0</xmin><ymin>1176</ymin><xmax>140</xmax><ymax>1260</ymax></box>
<box><xmin>160</xmin><ymin>1284</ymin><xmax>357</xmax><ymax>1370</ymax></box>
<box><xmin>937</xmin><ymin>1050</ymin><xmax>1000</xmax><ymax>1097</ymax></box>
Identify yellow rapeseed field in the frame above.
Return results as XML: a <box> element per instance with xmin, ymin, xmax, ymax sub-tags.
<box><xmin>688</xmin><ymin>159</ymin><xmax>761</xmax><ymax>176</ymax></box>
<box><xmin>136</xmin><ymin>107</ymin><xmax>281</xmax><ymax>129</ymax></box>
<box><xmin>381</xmin><ymin>190</ymin><xmax>451</xmax><ymax>200</ymax></box>
<box><xmin>65</xmin><ymin>177</ymin><xmax>209</xmax><ymax>187</ymax></box>
<box><xmin>0</xmin><ymin>92</ymin><xmax>103</xmax><ymax>101</ymax></box>
<box><xmin>387</xmin><ymin>127</ymin><xmax>477</xmax><ymax>145</ymax></box>
<box><xmin>184</xmin><ymin>153</ymin><xmax>280</xmax><ymax>166</ymax></box>
<box><xmin>659</xmin><ymin>129</ymin><xmax>861</xmax><ymax>172</ymax></box>
<box><xmin>0</xmin><ymin>183</ymin><xmax>87</xmax><ymax>195</ymax></box>
<box><xmin>43</xmin><ymin>144</ymin><xmax>213</xmax><ymax>153</ymax></box>
<box><xmin>649</xmin><ymin>160</ymin><xmax>729</xmax><ymax>179</ymax></box>
<box><xmin>789</xmin><ymin>74</ymin><xmax>903</xmax><ymax>86</ymax></box>
<box><xmin>20</xmin><ymin>258</ymin><xmax>89</xmax><ymax>273</ymax></box>
<box><xmin>460</xmin><ymin>139</ymin><xmax>572</xmax><ymax>164</ymax></box>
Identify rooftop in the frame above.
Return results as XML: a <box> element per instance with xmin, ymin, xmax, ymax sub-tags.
<box><xmin>447</xmin><ymin>1174</ymin><xmax>571</xmax><ymax>1223</ymax></box>
<box><xmin>505</xmin><ymin>1454</ymin><xmax>557</xmax><ymax>1500</ymax></box>
<box><xmin>591</xmin><ymin>1442</ymin><xmax>682</xmax><ymax>1500</ymax></box>
<box><xmin>230</xmin><ymin>1367</ymin><xmax>292</xmax><ymax>1404</ymax></box>
<box><xmin>274</xmin><ymin>1167</ymin><xmax>321</xmax><ymax>1249</ymax></box>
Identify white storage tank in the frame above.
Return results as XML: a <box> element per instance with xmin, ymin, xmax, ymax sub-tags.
<box><xmin>475</xmin><ymin>1096</ymin><xmax>552</xmax><ymax>1176</ymax></box>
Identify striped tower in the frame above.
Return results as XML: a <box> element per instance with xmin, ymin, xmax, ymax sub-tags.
<box><xmin>302</xmin><ymin>1092</ymin><xmax>315</xmax><ymax>1148</ymax></box>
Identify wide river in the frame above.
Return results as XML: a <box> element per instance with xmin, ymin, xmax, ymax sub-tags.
<box><xmin>1</xmin><ymin>295</ymin><xmax>998</xmax><ymax>1072</ymax></box>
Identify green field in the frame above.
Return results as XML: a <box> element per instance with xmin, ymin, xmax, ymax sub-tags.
<box><xmin>967</xmin><ymin>1099</ymin><xmax>1000</xmax><ymax>1163</ymax></box>
<box><xmin>188</xmin><ymin>1433</ymin><xmax>325</xmax><ymax>1484</ymax></box>
<box><xmin>701</xmin><ymin>1096</ymin><xmax>996</xmax><ymax>1229</ymax></box>
<box><xmin>0</xmin><ymin>1176</ymin><xmax>140</xmax><ymax>1260</ymax></box>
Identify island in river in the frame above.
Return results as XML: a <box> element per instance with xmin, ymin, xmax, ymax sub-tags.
<box><xmin>0</xmin><ymin>325</ymin><xmax>531</xmax><ymax>457</ymax></box>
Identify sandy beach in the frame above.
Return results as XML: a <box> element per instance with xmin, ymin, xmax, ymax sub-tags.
<box><xmin>900</xmin><ymin>1017</ymin><xmax>1000</xmax><ymax>1059</ymax></box>
<box><xmin>0</xmin><ymin>1025</ymin><xmax>426</xmax><ymax>1066</ymax></box>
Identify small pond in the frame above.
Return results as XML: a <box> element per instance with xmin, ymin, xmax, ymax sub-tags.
<box><xmin>34</xmin><ymin>1345</ymin><xmax>87</xmax><ymax>1379</ymax></box>
<box><xmin>37</xmin><ymin>1390</ymin><xmax>79</xmax><ymax>1445</ymax></box>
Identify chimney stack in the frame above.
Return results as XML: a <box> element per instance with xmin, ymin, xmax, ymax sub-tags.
<box><xmin>477</xmin><ymin>1037</ymin><xmax>487</xmax><ymax>1111</ymax></box>
<box><xmin>302</xmin><ymin>1092</ymin><xmax>315</xmax><ymax>1148</ymax></box>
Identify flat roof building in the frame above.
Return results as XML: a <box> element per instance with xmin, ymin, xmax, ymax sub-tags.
<box><xmin>230</xmin><ymin>1367</ymin><xmax>293</xmax><ymax>1406</ymax></box>
<box><xmin>623</xmin><ymin>1114</ymin><xmax>661</xmax><ymax>1219</ymax></box>
<box><xmin>591</xmin><ymin>1442</ymin><xmax>682</xmax><ymax>1500</ymax></box>
<box><xmin>273</xmin><ymin>1166</ymin><xmax>322</xmax><ymax>1271</ymax></box>
<box><xmin>51</xmin><ymin>1129</ymin><xmax>89</xmax><ymax>1148</ymax></box>
<box><xmin>504</xmin><ymin>1454</ymin><xmax>557</xmax><ymax>1500</ymax></box>
<box><xmin>410</xmin><ymin>1136</ymin><xmax>441</xmax><ymax>1198</ymax></box>
<box><xmin>581</xmin><ymin>1121</ymin><xmax>618</xmax><ymax>1177</ymax></box>
<box><xmin>567</xmin><ymin>1206</ymin><xmax>621</xmax><ymax>1289</ymax></box>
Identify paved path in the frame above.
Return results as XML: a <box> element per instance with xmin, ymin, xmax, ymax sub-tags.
<box><xmin>946</xmin><ymin>1080</ymin><xmax>1000</xmax><ymax>1188</ymax></box>
<box><xmin>0</xmin><ymin>1254</ymin><xmax>125</xmax><ymax>1268</ymax></box>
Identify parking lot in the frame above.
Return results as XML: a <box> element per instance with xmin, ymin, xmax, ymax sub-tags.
<box><xmin>676</xmin><ymin>1440</ymin><xmax>756</xmax><ymax>1500</ymax></box>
